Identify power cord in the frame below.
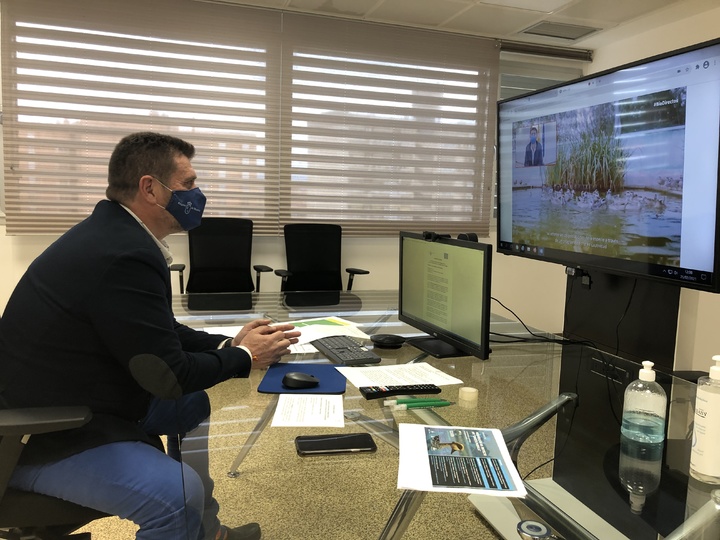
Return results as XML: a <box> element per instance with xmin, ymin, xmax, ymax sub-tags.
<box><xmin>489</xmin><ymin>296</ymin><xmax>594</xmax><ymax>347</ymax></box>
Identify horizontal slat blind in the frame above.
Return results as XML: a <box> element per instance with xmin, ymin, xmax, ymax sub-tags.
<box><xmin>281</xmin><ymin>15</ymin><xmax>498</xmax><ymax>236</ymax></box>
<box><xmin>2</xmin><ymin>0</ymin><xmax>282</xmax><ymax>234</ymax></box>
<box><xmin>2</xmin><ymin>0</ymin><xmax>499</xmax><ymax>237</ymax></box>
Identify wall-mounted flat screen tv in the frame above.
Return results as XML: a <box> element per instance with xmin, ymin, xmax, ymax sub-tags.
<box><xmin>497</xmin><ymin>38</ymin><xmax>720</xmax><ymax>293</ymax></box>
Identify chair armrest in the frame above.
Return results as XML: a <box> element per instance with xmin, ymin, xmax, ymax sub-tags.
<box><xmin>345</xmin><ymin>268</ymin><xmax>369</xmax><ymax>291</ymax></box>
<box><xmin>253</xmin><ymin>265</ymin><xmax>274</xmax><ymax>292</ymax></box>
<box><xmin>0</xmin><ymin>406</ymin><xmax>94</xmax><ymax>505</ymax></box>
<box><xmin>169</xmin><ymin>263</ymin><xmax>186</xmax><ymax>294</ymax></box>
<box><xmin>0</xmin><ymin>406</ymin><xmax>92</xmax><ymax>437</ymax></box>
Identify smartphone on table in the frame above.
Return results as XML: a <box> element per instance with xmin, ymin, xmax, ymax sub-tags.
<box><xmin>295</xmin><ymin>433</ymin><xmax>377</xmax><ymax>456</ymax></box>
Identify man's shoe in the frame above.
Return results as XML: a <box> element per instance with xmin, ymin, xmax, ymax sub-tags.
<box><xmin>221</xmin><ymin>523</ymin><xmax>261</xmax><ymax>540</ymax></box>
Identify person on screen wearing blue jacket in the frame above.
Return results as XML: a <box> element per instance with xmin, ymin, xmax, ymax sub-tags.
<box><xmin>524</xmin><ymin>125</ymin><xmax>544</xmax><ymax>166</ymax></box>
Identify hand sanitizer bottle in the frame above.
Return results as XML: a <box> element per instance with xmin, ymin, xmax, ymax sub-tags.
<box><xmin>690</xmin><ymin>355</ymin><xmax>720</xmax><ymax>484</ymax></box>
<box><xmin>621</xmin><ymin>361</ymin><xmax>667</xmax><ymax>444</ymax></box>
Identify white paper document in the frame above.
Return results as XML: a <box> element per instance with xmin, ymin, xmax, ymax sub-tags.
<box><xmin>336</xmin><ymin>362</ymin><xmax>463</xmax><ymax>388</ymax></box>
<box><xmin>203</xmin><ymin>316</ymin><xmax>369</xmax><ymax>355</ymax></box>
<box><xmin>398</xmin><ymin>423</ymin><xmax>526</xmax><ymax>497</ymax></box>
<box><xmin>271</xmin><ymin>394</ymin><xmax>345</xmax><ymax>428</ymax></box>
<box><xmin>290</xmin><ymin>316</ymin><xmax>369</xmax><ymax>344</ymax></box>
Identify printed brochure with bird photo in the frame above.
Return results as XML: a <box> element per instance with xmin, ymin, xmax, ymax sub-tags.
<box><xmin>397</xmin><ymin>424</ymin><xmax>526</xmax><ymax>497</ymax></box>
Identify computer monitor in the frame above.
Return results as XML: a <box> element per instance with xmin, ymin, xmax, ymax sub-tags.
<box><xmin>496</xmin><ymin>37</ymin><xmax>720</xmax><ymax>293</ymax></box>
<box><xmin>398</xmin><ymin>231</ymin><xmax>492</xmax><ymax>360</ymax></box>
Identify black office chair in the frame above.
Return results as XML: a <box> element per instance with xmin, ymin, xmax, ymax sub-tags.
<box><xmin>182</xmin><ymin>217</ymin><xmax>272</xmax><ymax>311</ymax></box>
<box><xmin>274</xmin><ymin>223</ymin><xmax>369</xmax><ymax>292</ymax></box>
<box><xmin>274</xmin><ymin>223</ymin><xmax>369</xmax><ymax>309</ymax></box>
<box><xmin>0</xmin><ymin>406</ymin><xmax>108</xmax><ymax>539</ymax></box>
<box><xmin>0</xmin><ymin>354</ymin><xmax>184</xmax><ymax>540</ymax></box>
<box><xmin>184</xmin><ymin>217</ymin><xmax>272</xmax><ymax>304</ymax></box>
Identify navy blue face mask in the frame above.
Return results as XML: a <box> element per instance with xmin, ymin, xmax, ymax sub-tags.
<box><xmin>154</xmin><ymin>178</ymin><xmax>206</xmax><ymax>231</ymax></box>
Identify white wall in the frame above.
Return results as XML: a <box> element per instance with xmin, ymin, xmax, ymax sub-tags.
<box><xmin>2</xmin><ymin>2</ymin><xmax>720</xmax><ymax>370</ymax></box>
<box><xmin>0</xmin><ymin>222</ymin><xmax>569</xmax><ymax>339</ymax></box>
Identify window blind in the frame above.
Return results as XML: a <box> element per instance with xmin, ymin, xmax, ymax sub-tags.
<box><xmin>1</xmin><ymin>0</ymin><xmax>499</xmax><ymax>236</ymax></box>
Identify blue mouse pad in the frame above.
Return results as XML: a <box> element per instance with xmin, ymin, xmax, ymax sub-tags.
<box><xmin>257</xmin><ymin>363</ymin><xmax>347</xmax><ymax>394</ymax></box>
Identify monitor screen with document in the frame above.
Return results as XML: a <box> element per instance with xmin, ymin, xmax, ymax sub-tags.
<box><xmin>398</xmin><ymin>231</ymin><xmax>492</xmax><ymax>360</ymax></box>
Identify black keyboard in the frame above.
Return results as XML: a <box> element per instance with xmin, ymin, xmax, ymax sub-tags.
<box><xmin>311</xmin><ymin>335</ymin><xmax>382</xmax><ymax>366</ymax></box>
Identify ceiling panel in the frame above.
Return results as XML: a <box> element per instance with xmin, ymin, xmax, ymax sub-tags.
<box><xmin>478</xmin><ymin>0</ymin><xmax>574</xmax><ymax>14</ymax></box>
<box><xmin>196</xmin><ymin>0</ymin><xmax>712</xmax><ymax>53</ymax></box>
<box><xmin>443</xmin><ymin>4</ymin><xmax>544</xmax><ymax>37</ymax></box>
<box><xmin>557</xmin><ymin>0</ymin><xmax>680</xmax><ymax>25</ymax></box>
<box><xmin>370</xmin><ymin>0</ymin><xmax>473</xmax><ymax>27</ymax></box>
<box><xmin>288</xmin><ymin>0</ymin><xmax>377</xmax><ymax>16</ymax></box>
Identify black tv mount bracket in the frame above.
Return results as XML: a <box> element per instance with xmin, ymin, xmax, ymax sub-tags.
<box><xmin>422</xmin><ymin>231</ymin><xmax>451</xmax><ymax>242</ymax></box>
<box><xmin>565</xmin><ymin>266</ymin><xmax>592</xmax><ymax>289</ymax></box>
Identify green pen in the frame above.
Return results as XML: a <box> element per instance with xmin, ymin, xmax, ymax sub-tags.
<box><xmin>393</xmin><ymin>400</ymin><xmax>453</xmax><ymax>411</ymax></box>
<box><xmin>383</xmin><ymin>397</ymin><xmax>448</xmax><ymax>407</ymax></box>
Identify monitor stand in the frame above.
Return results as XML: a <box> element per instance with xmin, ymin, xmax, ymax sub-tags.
<box><xmin>406</xmin><ymin>336</ymin><xmax>465</xmax><ymax>358</ymax></box>
<box><xmin>562</xmin><ymin>269</ymin><xmax>679</xmax><ymax>370</ymax></box>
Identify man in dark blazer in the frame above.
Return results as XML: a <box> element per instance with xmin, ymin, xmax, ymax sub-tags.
<box><xmin>0</xmin><ymin>132</ymin><xmax>298</xmax><ymax>540</ymax></box>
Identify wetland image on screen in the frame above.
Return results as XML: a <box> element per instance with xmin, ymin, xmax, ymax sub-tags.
<box><xmin>510</xmin><ymin>88</ymin><xmax>686</xmax><ymax>266</ymax></box>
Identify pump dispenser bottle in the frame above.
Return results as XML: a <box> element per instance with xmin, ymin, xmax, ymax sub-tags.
<box><xmin>690</xmin><ymin>355</ymin><xmax>720</xmax><ymax>484</ymax></box>
<box><xmin>619</xmin><ymin>361</ymin><xmax>667</xmax><ymax>514</ymax></box>
<box><xmin>621</xmin><ymin>361</ymin><xmax>667</xmax><ymax>444</ymax></box>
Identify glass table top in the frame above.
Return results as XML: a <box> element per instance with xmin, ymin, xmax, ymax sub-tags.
<box><xmin>170</xmin><ymin>290</ymin><xmax>712</xmax><ymax>540</ymax></box>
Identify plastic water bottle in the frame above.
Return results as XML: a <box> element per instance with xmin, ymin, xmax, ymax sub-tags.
<box><xmin>621</xmin><ymin>361</ymin><xmax>667</xmax><ymax>444</ymax></box>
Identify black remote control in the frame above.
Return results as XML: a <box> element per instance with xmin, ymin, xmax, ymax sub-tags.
<box><xmin>359</xmin><ymin>384</ymin><xmax>442</xmax><ymax>400</ymax></box>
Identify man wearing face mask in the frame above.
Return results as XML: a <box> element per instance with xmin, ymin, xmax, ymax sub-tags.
<box><xmin>524</xmin><ymin>125</ymin><xmax>544</xmax><ymax>167</ymax></box>
<box><xmin>0</xmin><ymin>132</ymin><xmax>298</xmax><ymax>540</ymax></box>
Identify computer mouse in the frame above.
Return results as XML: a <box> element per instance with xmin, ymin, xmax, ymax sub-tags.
<box><xmin>370</xmin><ymin>334</ymin><xmax>406</xmax><ymax>349</ymax></box>
<box><xmin>282</xmin><ymin>371</ymin><xmax>320</xmax><ymax>389</ymax></box>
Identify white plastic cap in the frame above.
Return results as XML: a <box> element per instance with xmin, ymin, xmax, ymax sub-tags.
<box><xmin>710</xmin><ymin>355</ymin><xmax>720</xmax><ymax>380</ymax></box>
<box><xmin>639</xmin><ymin>361</ymin><xmax>656</xmax><ymax>382</ymax></box>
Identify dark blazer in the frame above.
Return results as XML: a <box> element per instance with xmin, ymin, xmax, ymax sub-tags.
<box><xmin>524</xmin><ymin>141</ymin><xmax>543</xmax><ymax>166</ymax></box>
<box><xmin>0</xmin><ymin>200</ymin><xmax>251</xmax><ymax>464</ymax></box>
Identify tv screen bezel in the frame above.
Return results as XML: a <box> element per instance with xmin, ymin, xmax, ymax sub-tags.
<box><xmin>496</xmin><ymin>37</ymin><xmax>720</xmax><ymax>293</ymax></box>
<box><xmin>398</xmin><ymin>231</ymin><xmax>492</xmax><ymax>360</ymax></box>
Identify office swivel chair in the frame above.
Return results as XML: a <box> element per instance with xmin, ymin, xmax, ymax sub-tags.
<box><xmin>0</xmin><ymin>353</ymin><xmax>185</xmax><ymax>540</ymax></box>
<box><xmin>274</xmin><ymin>223</ymin><xmax>369</xmax><ymax>292</ymax></box>
<box><xmin>182</xmin><ymin>217</ymin><xmax>272</xmax><ymax>311</ymax></box>
<box><xmin>185</xmin><ymin>217</ymin><xmax>272</xmax><ymax>294</ymax></box>
<box><xmin>0</xmin><ymin>406</ymin><xmax>108</xmax><ymax>539</ymax></box>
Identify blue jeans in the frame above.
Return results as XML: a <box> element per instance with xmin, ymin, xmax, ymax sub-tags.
<box><xmin>10</xmin><ymin>391</ymin><xmax>221</xmax><ymax>540</ymax></box>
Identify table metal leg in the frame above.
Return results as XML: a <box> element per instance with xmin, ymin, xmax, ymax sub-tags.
<box><xmin>378</xmin><ymin>489</ymin><xmax>428</xmax><ymax>540</ymax></box>
<box><xmin>227</xmin><ymin>393</ymin><xmax>279</xmax><ymax>478</ymax></box>
<box><xmin>345</xmin><ymin>409</ymin><xmax>427</xmax><ymax>539</ymax></box>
